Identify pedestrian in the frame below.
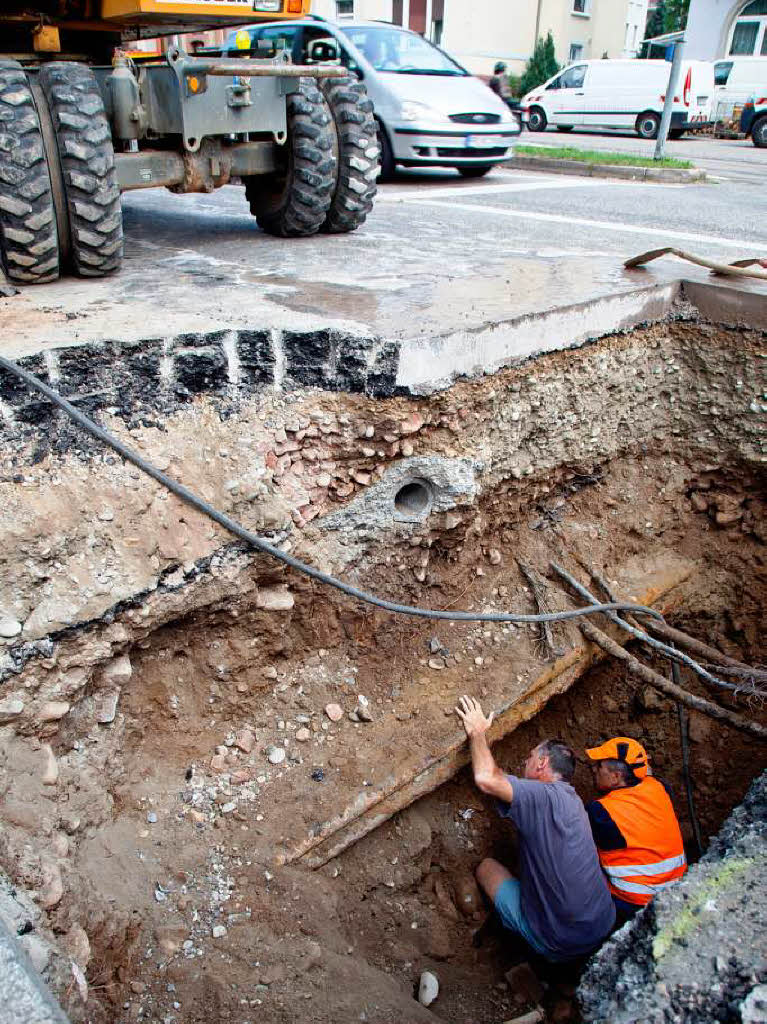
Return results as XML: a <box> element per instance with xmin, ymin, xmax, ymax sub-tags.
<box><xmin>489</xmin><ymin>61</ymin><xmax>512</xmax><ymax>102</ymax></box>
<box><xmin>585</xmin><ymin>737</ymin><xmax>686</xmax><ymax>928</ymax></box>
<box><xmin>455</xmin><ymin>695</ymin><xmax>615</xmax><ymax>962</ymax></box>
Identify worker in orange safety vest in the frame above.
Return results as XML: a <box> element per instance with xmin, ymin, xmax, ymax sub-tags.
<box><xmin>585</xmin><ymin>737</ymin><xmax>686</xmax><ymax>927</ymax></box>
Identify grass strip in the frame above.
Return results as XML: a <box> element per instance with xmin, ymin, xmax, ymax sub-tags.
<box><xmin>515</xmin><ymin>144</ymin><xmax>694</xmax><ymax>169</ymax></box>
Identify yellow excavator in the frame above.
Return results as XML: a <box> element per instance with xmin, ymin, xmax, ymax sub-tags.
<box><xmin>0</xmin><ymin>1</ymin><xmax>378</xmax><ymax>285</ymax></box>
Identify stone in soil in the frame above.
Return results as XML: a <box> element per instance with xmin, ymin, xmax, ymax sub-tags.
<box><xmin>267</xmin><ymin>745</ymin><xmax>286</xmax><ymax>765</ymax></box>
<box><xmin>325</xmin><ymin>703</ymin><xmax>344</xmax><ymax>722</ymax></box>
<box><xmin>0</xmin><ymin>697</ymin><xmax>24</xmax><ymax>722</ymax></box>
<box><xmin>418</xmin><ymin>970</ymin><xmax>439</xmax><ymax>1006</ymax></box>
<box><xmin>0</xmin><ymin>616</ymin><xmax>21</xmax><ymax>638</ymax></box>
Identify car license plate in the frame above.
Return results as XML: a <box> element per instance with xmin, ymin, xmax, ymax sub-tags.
<box><xmin>465</xmin><ymin>134</ymin><xmax>502</xmax><ymax>148</ymax></box>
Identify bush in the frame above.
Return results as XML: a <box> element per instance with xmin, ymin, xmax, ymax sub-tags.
<box><xmin>507</xmin><ymin>73</ymin><xmax>523</xmax><ymax>98</ymax></box>
<box><xmin>519</xmin><ymin>32</ymin><xmax>560</xmax><ymax>96</ymax></box>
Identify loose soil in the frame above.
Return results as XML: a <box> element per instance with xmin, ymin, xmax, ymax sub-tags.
<box><xmin>0</xmin><ymin>318</ymin><xmax>765</xmax><ymax>1024</ymax></box>
<box><xmin>3</xmin><ymin>451</ymin><xmax>764</xmax><ymax>1024</ymax></box>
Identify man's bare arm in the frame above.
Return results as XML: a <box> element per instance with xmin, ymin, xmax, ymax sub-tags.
<box><xmin>455</xmin><ymin>695</ymin><xmax>514</xmax><ymax>804</ymax></box>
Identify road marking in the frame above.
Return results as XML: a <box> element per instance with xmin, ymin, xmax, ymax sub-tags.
<box><xmin>405</xmin><ymin>200</ymin><xmax>766</xmax><ymax>251</ymax></box>
<box><xmin>378</xmin><ymin>177</ymin><xmax>680</xmax><ymax>201</ymax></box>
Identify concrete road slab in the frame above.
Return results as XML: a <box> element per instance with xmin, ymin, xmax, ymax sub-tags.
<box><xmin>1</xmin><ymin>169</ymin><xmax>765</xmax><ymax>362</ymax></box>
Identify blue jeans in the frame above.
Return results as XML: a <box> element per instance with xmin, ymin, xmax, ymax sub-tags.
<box><xmin>494</xmin><ymin>878</ymin><xmax>559</xmax><ymax>960</ymax></box>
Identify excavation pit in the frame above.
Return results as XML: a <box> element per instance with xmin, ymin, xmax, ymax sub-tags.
<box><xmin>0</xmin><ymin>280</ymin><xmax>765</xmax><ymax>1023</ymax></box>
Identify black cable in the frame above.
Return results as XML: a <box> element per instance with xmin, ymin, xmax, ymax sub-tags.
<box><xmin>673</xmin><ymin>660</ymin><xmax>704</xmax><ymax>858</ymax></box>
<box><xmin>0</xmin><ymin>354</ymin><xmax>664</xmax><ymax>626</ymax></box>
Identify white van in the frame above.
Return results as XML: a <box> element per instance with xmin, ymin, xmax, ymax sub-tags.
<box><xmin>713</xmin><ymin>56</ymin><xmax>767</xmax><ymax>116</ymax></box>
<box><xmin>522</xmin><ymin>59</ymin><xmax>714</xmax><ymax>139</ymax></box>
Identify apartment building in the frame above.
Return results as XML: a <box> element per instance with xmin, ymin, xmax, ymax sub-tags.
<box><xmin>312</xmin><ymin>0</ymin><xmax>650</xmax><ymax>74</ymax></box>
<box><xmin>686</xmin><ymin>0</ymin><xmax>767</xmax><ymax>59</ymax></box>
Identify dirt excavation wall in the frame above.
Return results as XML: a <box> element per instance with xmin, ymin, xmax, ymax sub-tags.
<box><xmin>0</xmin><ymin>305</ymin><xmax>765</xmax><ymax>1024</ymax></box>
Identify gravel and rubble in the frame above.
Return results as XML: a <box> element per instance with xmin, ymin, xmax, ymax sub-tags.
<box><xmin>0</xmin><ymin>310</ymin><xmax>765</xmax><ymax>1023</ymax></box>
<box><xmin>579</xmin><ymin>770</ymin><xmax>767</xmax><ymax>1024</ymax></box>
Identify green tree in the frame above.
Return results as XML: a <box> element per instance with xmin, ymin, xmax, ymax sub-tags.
<box><xmin>640</xmin><ymin>0</ymin><xmax>667</xmax><ymax>57</ymax></box>
<box><xmin>664</xmin><ymin>0</ymin><xmax>690</xmax><ymax>32</ymax></box>
<box><xmin>519</xmin><ymin>32</ymin><xmax>560</xmax><ymax>95</ymax></box>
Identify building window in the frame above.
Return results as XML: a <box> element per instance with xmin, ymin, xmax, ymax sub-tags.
<box><xmin>336</xmin><ymin>0</ymin><xmax>354</xmax><ymax>16</ymax></box>
<box><xmin>728</xmin><ymin>0</ymin><xmax>767</xmax><ymax>55</ymax></box>
<box><xmin>572</xmin><ymin>0</ymin><xmax>591</xmax><ymax>15</ymax></box>
<box><xmin>569</xmin><ymin>42</ymin><xmax>584</xmax><ymax>61</ymax></box>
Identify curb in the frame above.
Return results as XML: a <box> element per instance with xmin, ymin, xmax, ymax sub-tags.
<box><xmin>508</xmin><ymin>153</ymin><xmax>706</xmax><ymax>183</ymax></box>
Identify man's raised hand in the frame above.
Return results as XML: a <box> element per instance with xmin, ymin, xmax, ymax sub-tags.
<box><xmin>455</xmin><ymin>695</ymin><xmax>495</xmax><ymax>738</ymax></box>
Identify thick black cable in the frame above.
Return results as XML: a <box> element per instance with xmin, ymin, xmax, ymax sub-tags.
<box><xmin>673</xmin><ymin>661</ymin><xmax>705</xmax><ymax>859</ymax></box>
<box><xmin>0</xmin><ymin>354</ymin><xmax>664</xmax><ymax>626</ymax></box>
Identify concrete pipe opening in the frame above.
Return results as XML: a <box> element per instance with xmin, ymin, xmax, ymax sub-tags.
<box><xmin>394</xmin><ymin>479</ymin><xmax>433</xmax><ymax>520</ymax></box>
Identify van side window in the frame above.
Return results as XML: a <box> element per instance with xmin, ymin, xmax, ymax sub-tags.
<box><xmin>546</xmin><ymin>74</ymin><xmax>562</xmax><ymax>90</ymax></box>
<box><xmin>714</xmin><ymin>61</ymin><xmax>733</xmax><ymax>85</ymax></box>
<box><xmin>561</xmin><ymin>65</ymin><xmax>586</xmax><ymax>88</ymax></box>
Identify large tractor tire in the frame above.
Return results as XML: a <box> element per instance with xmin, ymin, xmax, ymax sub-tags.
<box><xmin>37</xmin><ymin>62</ymin><xmax>123</xmax><ymax>276</ymax></box>
<box><xmin>0</xmin><ymin>60</ymin><xmax>60</xmax><ymax>284</ymax></box>
<box><xmin>319</xmin><ymin>75</ymin><xmax>377</xmax><ymax>233</ymax></box>
<box><xmin>245</xmin><ymin>78</ymin><xmax>335</xmax><ymax>238</ymax></box>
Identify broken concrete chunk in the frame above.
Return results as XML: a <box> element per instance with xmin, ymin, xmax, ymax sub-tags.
<box><xmin>418</xmin><ymin>970</ymin><xmax>439</xmax><ymax>1006</ymax></box>
<box><xmin>257</xmin><ymin>586</ymin><xmax>294</xmax><ymax>611</ymax></box>
<box><xmin>266</xmin><ymin>745</ymin><xmax>286</xmax><ymax>765</ymax></box>
<box><xmin>295</xmin><ymin>727</ymin><xmax>311</xmax><ymax>742</ymax></box>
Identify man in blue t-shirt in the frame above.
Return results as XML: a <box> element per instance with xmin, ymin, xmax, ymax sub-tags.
<box><xmin>455</xmin><ymin>695</ymin><xmax>615</xmax><ymax>962</ymax></box>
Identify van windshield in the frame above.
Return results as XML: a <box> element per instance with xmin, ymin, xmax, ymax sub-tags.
<box><xmin>344</xmin><ymin>26</ymin><xmax>466</xmax><ymax>75</ymax></box>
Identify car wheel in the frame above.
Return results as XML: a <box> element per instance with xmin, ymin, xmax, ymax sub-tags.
<box><xmin>752</xmin><ymin>116</ymin><xmax>767</xmax><ymax>148</ymax></box>
<box><xmin>376</xmin><ymin>120</ymin><xmax>396</xmax><ymax>181</ymax></box>
<box><xmin>458</xmin><ymin>165</ymin><xmax>492</xmax><ymax>178</ymax></box>
<box><xmin>527</xmin><ymin>106</ymin><xmax>547</xmax><ymax>132</ymax></box>
<box><xmin>636</xmin><ymin>112</ymin><xmax>661</xmax><ymax>139</ymax></box>
<box><xmin>556</xmin><ymin>125</ymin><xmax>574</xmax><ymax>132</ymax></box>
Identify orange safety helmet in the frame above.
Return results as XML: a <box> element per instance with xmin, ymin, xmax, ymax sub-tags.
<box><xmin>586</xmin><ymin>736</ymin><xmax>649</xmax><ymax>779</ymax></box>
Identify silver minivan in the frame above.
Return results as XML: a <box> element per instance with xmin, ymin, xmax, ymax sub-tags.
<box><xmin>224</xmin><ymin>19</ymin><xmax>521</xmax><ymax>178</ymax></box>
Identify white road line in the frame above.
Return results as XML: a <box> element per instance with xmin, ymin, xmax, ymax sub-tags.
<box><xmin>377</xmin><ymin>177</ymin><xmax>668</xmax><ymax>201</ymax></box>
<box><xmin>405</xmin><ymin>199</ymin><xmax>766</xmax><ymax>251</ymax></box>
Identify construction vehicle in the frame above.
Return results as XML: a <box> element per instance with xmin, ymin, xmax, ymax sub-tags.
<box><xmin>0</xmin><ymin>2</ymin><xmax>379</xmax><ymax>285</ymax></box>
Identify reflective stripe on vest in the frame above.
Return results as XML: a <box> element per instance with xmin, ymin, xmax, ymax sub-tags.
<box><xmin>607</xmin><ymin>876</ymin><xmax>684</xmax><ymax>897</ymax></box>
<box><xmin>603</xmin><ymin>853</ymin><xmax>687</xmax><ymax>879</ymax></box>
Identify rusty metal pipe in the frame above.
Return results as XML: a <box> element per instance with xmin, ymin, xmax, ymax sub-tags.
<box><xmin>190</xmin><ymin>62</ymin><xmax>346</xmax><ymax>78</ymax></box>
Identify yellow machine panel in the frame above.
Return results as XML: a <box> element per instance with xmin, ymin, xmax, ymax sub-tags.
<box><xmin>100</xmin><ymin>0</ymin><xmax>310</xmax><ymax>22</ymax></box>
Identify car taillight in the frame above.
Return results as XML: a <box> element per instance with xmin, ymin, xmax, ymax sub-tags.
<box><xmin>683</xmin><ymin>68</ymin><xmax>691</xmax><ymax>107</ymax></box>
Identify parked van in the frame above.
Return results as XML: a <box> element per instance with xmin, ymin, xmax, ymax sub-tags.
<box><xmin>522</xmin><ymin>59</ymin><xmax>714</xmax><ymax>139</ymax></box>
<box><xmin>713</xmin><ymin>56</ymin><xmax>767</xmax><ymax>116</ymax></box>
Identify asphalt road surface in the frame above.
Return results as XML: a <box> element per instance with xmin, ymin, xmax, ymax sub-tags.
<box><xmin>519</xmin><ymin>125</ymin><xmax>767</xmax><ymax>185</ymax></box>
<box><xmin>4</xmin><ymin>159</ymin><xmax>766</xmax><ymax>355</ymax></box>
